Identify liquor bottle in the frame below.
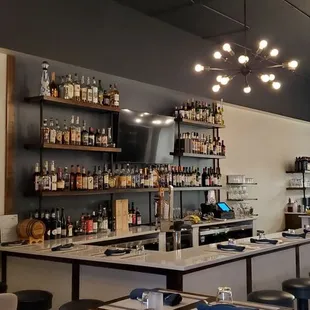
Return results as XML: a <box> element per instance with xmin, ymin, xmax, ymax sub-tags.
<box><xmin>140</xmin><ymin>168</ymin><xmax>144</xmax><ymax>188</ymax></box>
<box><xmin>48</xmin><ymin>118</ymin><xmax>55</xmax><ymax>144</ymax></box>
<box><xmin>92</xmin><ymin>211</ymin><xmax>98</xmax><ymax>233</ymax></box>
<box><xmin>63</xmin><ymin>119</ymin><xmax>70</xmax><ymax>145</ymax></box>
<box><xmin>66</xmin><ymin>216</ymin><xmax>73</xmax><ymax>237</ymax></box>
<box><xmin>98</xmin><ymin>166</ymin><xmax>103</xmax><ymax>190</ymax></box>
<box><xmin>67</xmin><ymin>74</ymin><xmax>74</xmax><ymax>99</ymax></box>
<box><xmin>112</xmin><ymin>216</ymin><xmax>116</xmax><ymax>232</ymax></box>
<box><xmin>61</xmin><ymin>208</ymin><xmax>67</xmax><ymax>238</ymax></box>
<box><xmin>221</xmin><ymin>140</ymin><xmax>226</xmax><ymax>156</ymax></box>
<box><xmin>119</xmin><ymin>165</ymin><xmax>126</xmax><ymax>189</ymax></box>
<box><xmin>50</xmin><ymin>72</ymin><xmax>58</xmax><ymax>97</ymax></box>
<box><xmin>75</xmin><ymin>116</ymin><xmax>81</xmax><ymax>146</ymax></box>
<box><xmin>63</xmin><ymin>167</ymin><xmax>70</xmax><ymax>190</ymax></box>
<box><xmin>92</xmin><ymin>77</ymin><xmax>98</xmax><ymax>104</ymax></box>
<box><xmin>108</xmin><ymin>84</ymin><xmax>113</xmax><ymax>105</ymax></box>
<box><xmin>144</xmin><ymin>167</ymin><xmax>149</xmax><ymax>188</ymax></box>
<box><xmin>93</xmin><ymin>166</ymin><xmax>98</xmax><ymax>190</ymax></box>
<box><xmin>73</xmin><ymin>73</ymin><xmax>81</xmax><ymax>101</ymax></box>
<box><xmin>88</xmin><ymin>127</ymin><xmax>95</xmax><ymax>146</ymax></box>
<box><xmin>76</xmin><ymin>165</ymin><xmax>83</xmax><ymax>190</ymax></box>
<box><xmin>134</xmin><ymin>166</ymin><xmax>140</xmax><ymax>188</ymax></box>
<box><xmin>70</xmin><ymin>115</ymin><xmax>76</xmax><ymax>145</ymax></box>
<box><xmin>107</xmin><ymin>127</ymin><xmax>113</xmax><ymax>147</ymax></box>
<box><xmin>101</xmin><ymin>128</ymin><xmax>107</xmax><ymax>147</ymax></box>
<box><xmin>196</xmin><ymin>168</ymin><xmax>202</xmax><ymax>187</ymax></box>
<box><xmin>80</xmin><ymin>76</ymin><xmax>87</xmax><ymax>102</ymax></box>
<box><xmin>70</xmin><ymin>165</ymin><xmax>76</xmax><ymax>191</ymax></box>
<box><xmin>86</xmin><ymin>213</ymin><xmax>93</xmax><ymax>234</ymax></box>
<box><xmin>55</xmin><ymin>119</ymin><xmax>62</xmax><ymax>144</ymax></box>
<box><xmin>44</xmin><ymin>210</ymin><xmax>51</xmax><ymax>240</ymax></box>
<box><xmin>131</xmin><ymin>202</ymin><xmax>136</xmax><ymax>226</ymax></box>
<box><xmin>148</xmin><ymin>166</ymin><xmax>154</xmax><ymax>188</ymax></box>
<box><xmin>56</xmin><ymin>208</ymin><xmax>61</xmax><ymax>239</ymax></box>
<box><xmin>87</xmin><ymin>171</ymin><xmax>94</xmax><ymax>190</ymax></box>
<box><xmin>98</xmin><ymin>80</ymin><xmax>104</xmax><ymax>104</ymax></box>
<box><xmin>95</xmin><ymin>129</ymin><xmax>102</xmax><ymax>147</ymax></box>
<box><xmin>41</xmin><ymin>118</ymin><xmax>50</xmax><ymax>144</ymax></box>
<box><xmin>82</xmin><ymin>166</ymin><xmax>88</xmax><ymax>190</ymax></box>
<box><xmin>103</xmin><ymin>164</ymin><xmax>109</xmax><ymax>189</ymax></box>
<box><xmin>102</xmin><ymin>206</ymin><xmax>109</xmax><ymax>230</ymax></box>
<box><xmin>42</xmin><ymin>161</ymin><xmax>51</xmax><ymax>191</ymax></box>
<box><xmin>126</xmin><ymin>164</ymin><xmax>131</xmax><ymax>188</ymax></box>
<box><xmin>34</xmin><ymin>209</ymin><xmax>39</xmax><ymax>219</ymax></box>
<box><xmin>34</xmin><ymin>163</ymin><xmax>40</xmax><ymax>191</ymax></box>
<box><xmin>103</xmin><ymin>89</ymin><xmax>110</xmax><ymax>106</ymax></box>
<box><xmin>111</xmin><ymin>84</ymin><xmax>120</xmax><ymax>107</ymax></box>
<box><xmin>97</xmin><ymin>206</ymin><xmax>104</xmax><ymax>231</ymax></box>
<box><xmin>86</xmin><ymin>77</ymin><xmax>92</xmax><ymax>103</ymax></box>
<box><xmin>50</xmin><ymin>208</ymin><xmax>57</xmax><ymax>240</ymax></box>
<box><xmin>40</xmin><ymin>61</ymin><xmax>51</xmax><ymax>96</ymax></box>
<box><xmin>128</xmin><ymin>203</ymin><xmax>132</xmax><ymax>227</ymax></box>
<box><xmin>57</xmin><ymin>167</ymin><xmax>65</xmax><ymax>191</ymax></box>
<box><xmin>136</xmin><ymin>208</ymin><xmax>141</xmax><ymax>226</ymax></box>
<box><xmin>58</xmin><ymin>76</ymin><xmax>65</xmax><ymax>99</ymax></box>
<box><xmin>202</xmin><ymin>168</ymin><xmax>207</xmax><ymax>187</ymax></box>
<box><xmin>81</xmin><ymin>121</ymin><xmax>89</xmax><ymax>146</ymax></box>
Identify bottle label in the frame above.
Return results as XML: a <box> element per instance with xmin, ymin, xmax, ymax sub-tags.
<box><xmin>82</xmin><ymin>177</ymin><xmax>88</xmax><ymax>189</ymax></box>
<box><xmin>47</xmin><ymin>229</ymin><xmax>51</xmax><ymax>236</ymax></box>
<box><xmin>57</xmin><ymin>180</ymin><xmax>65</xmax><ymax>190</ymax></box>
<box><xmin>70</xmin><ymin>130</ymin><xmax>76</xmax><ymax>144</ymax></box>
<box><xmin>87</xmin><ymin>89</ymin><xmax>93</xmax><ymax>102</ymax></box>
<box><xmin>68</xmin><ymin>85</ymin><xmax>74</xmax><ymax>99</ymax></box>
<box><xmin>93</xmin><ymin>87</ymin><xmax>98</xmax><ymax>104</ymax></box>
<box><xmin>114</xmin><ymin>94</ymin><xmax>119</xmax><ymax>106</ymax></box>
<box><xmin>88</xmin><ymin>177</ymin><xmax>93</xmax><ymax>190</ymax></box>
<box><xmin>56</xmin><ymin>131</ymin><xmax>62</xmax><ymax>144</ymax></box>
<box><xmin>137</xmin><ymin>216</ymin><xmax>141</xmax><ymax>225</ymax></box>
<box><xmin>63</xmin><ymin>131</ymin><xmax>70</xmax><ymax>144</ymax></box>
<box><xmin>67</xmin><ymin>226</ymin><xmax>73</xmax><ymax>237</ymax></box>
<box><xmin>76</xmin><ymin>130</ymin><xmax>81</xmax><ymax>144</ymax></box>
<box><xmin>49</xmin><ymin>129</ymin><xmax>56</xmax><ymax>144</ymax></box>
<box><xmin>34</xmin><ymin>176</ymin><xmax>40</xmax><ymax>191</ymax></box>
<box><xmin>76</xmin><ymin>176</ymin><xmax>82</xmax><ymax>189</ymax></box>
<box><xmin>82</xmin><ymin>133</ymin><xmax>89</xmax><ymax>145</ymax></box>
<box><xmin>132</xmin><ymin>214</ymin><xmax>136</xmax><ymax>226</ymax></box>
<box><xmin>93</xmin><ymin>222</ymin><xmax>98</xmax><ymax>231</ymax></box>
<box><xmin>98</xmin><ymin>92</ymin><xmax>104</xmax><ymax>104</ymax></box>
<box><xmin>103</xmin><ymin>219</ymin><xmax>108</xmax><ymax>230</ymax></box>
<box><xmin>43</xmin><ymin>129</ymin><xmax>50</xmax><ymax>143</ymax></box>
<box><xmin>74</xmin><ymin>84</ymin><xmax>80</xmax><ymax>98</ymax></box>
<box><xmin>87</xmin><ymin>220</ymin><xmax>93</xmax><ymax>233</ymax></box>
<box><xmin>104</xmin><ymin>97</ymin><xmax>110</xmax><ymax>105</ymax></box>
<box><xmin>126</xmin><ymin>176</ymin><xmax>132</xmax><ymax>188</ymax></box>
<box><xmin>104</xmin><ymin>174</ymin><xmax>109</xmax><ymax>185</ymax></box>
<box><xmin>61</xmin><ymin>229</ymin><xmax>67</xmax><ymax>237</ymax></box>
<box><xmin>128</xmin><ymin>214</ymin><xmax>132</xmax><ymax>224</ymax></box>
<box><xmin>81</xmin><ymin>88</ymin><xmax>87</xmax><ymax>101</ymax></box>
<box><xmin>51</xmin><ymin>229</ymin><xmax>57</xmax><ymax>236</ymax></box>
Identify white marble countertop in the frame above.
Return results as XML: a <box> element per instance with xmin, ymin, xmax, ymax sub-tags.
<box><xmin>1</xmin><ymin>230</ymin><xmax>309</xmax><ymax>272</ymax></box>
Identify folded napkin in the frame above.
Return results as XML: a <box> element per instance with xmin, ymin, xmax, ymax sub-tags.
<box><xmin>196</xmin><ymin>302</ymin><xmax>254</xmax><ymax>310</ymax></box>
<box><xmin>104</xmin><ymin>248</ymin><xmax>131</xmax><ymax>256</ymax></box>
<box><xmin>129</xmin><ymin>288</ymin><xmax>182</xmax><ymax>306</ymax></box>
<box><xmin>250</xmin><ymin>238</ymin><xmax>278</xmax><ymax>245</ymax></box>
<box><xmin>282</xmin><ymin>232</ymin><xmax>305</xmax><ymax>239</ymax></box>
<box><xmin>51</xmin><ymin>243</ymin><xmax>74</xmax><ymax>251</ymax></box>
<box><xmin>217</xmin><ymin>244</ymin><xmax>245</xmax><ymax>252</ymax></box>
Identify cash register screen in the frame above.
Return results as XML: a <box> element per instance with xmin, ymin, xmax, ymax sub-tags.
<box><xmin>217</xmin><ymin>202</ymin><xmax>232</xmax><ymax>212</ymax></box>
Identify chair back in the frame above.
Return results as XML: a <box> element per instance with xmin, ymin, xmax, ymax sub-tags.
<box><xmin>0</xmin><ymin>293</ymin><xmax>18</xmax><ymax>310</ymax></box>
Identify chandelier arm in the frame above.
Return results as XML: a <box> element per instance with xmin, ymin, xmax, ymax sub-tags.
<box><xmin>244</xmin><ymin>0</ymin><xmax>247</xmax><ymax>56</ymax></box>
<box><xmin>207</xmin><ymin>67</ymin><xmax>240</xmax><ymax>71</ymax></box>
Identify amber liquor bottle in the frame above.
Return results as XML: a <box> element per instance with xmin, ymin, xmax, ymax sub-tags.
<box><xmin>50</xmin><ymin>72</ymin><xmax>58</xmax><ymax>98</ymax></box>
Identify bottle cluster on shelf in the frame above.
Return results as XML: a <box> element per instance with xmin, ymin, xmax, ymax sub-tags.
<box><xmin>176</xmin><ymin>133</ymin><xmax>226</xmax><ymax>156</ymax></box>
<box><xmin>174</xmin><ymin>99</ymin><xmax>224</xmax><ymax>125</ymax></box>
<box><xmin>41</xmin><ymin>115</ymin><xmax>115</xmax><ymax>147</ymax></box>
<box><xmin>294</xmin><ymin>157</ymin><xmax>310</xmax><ymax>172</ymax></box>
<box><xmin>33</xmin><ymin>162</ymin><xmax>220</xmax><ymax>192</ymax></box>
<box><xmin>49</xmin><ymin>71</ymin><xmax>120</xmax><ymax>107</ymax></box>
<box><xmin>32</xmin><ymin>202</ymin><xmax>141</xmax><ymax>239</ymax></box>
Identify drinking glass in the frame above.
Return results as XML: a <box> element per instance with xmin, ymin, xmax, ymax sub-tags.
<box><xmin>216</xmin><ymin>287</ymin><xmax>233</xmax><ymax>304</ymax></box>
<box><xmin>137</xmin><ymin>291</ymin><xmax>149</xmax><ymax>309</ymax></box>
<box><xmin>147</xmin><ymin>291</ymin><xmax>163</xmax><ymax>310</ymax></box>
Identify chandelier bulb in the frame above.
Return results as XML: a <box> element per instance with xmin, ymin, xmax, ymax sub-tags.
<box><xmin>270</xmin><ymin>48</ymin><xmax>279</xmax><ymax>57</ymax></box>
<box><xmin>194</xmin><ymin>64</ymin><xmax>205</xmax><ymax>72</ymax></box>
<box><xmin>223</xmin><ymin>43</ymin><xmax>231</xmax><ymax>52</ymax></box>
<box><xmin>212</xmin><ymin>84</ymin><xmax>221</xmax><ymax>92</ymax></box>
<box><xmin>238</xmin><ymin>55</ymin><xmax>247</xmax><ymax>64</ymax></box>
<box><xmin>260</xmin><ymin>74</ymin><xmax>270</xmax><ymax>83</ymax></box>
<box><xmin>259</xmin><ymin>40</ymin><xmax>268</xmax><ymax>50</ymax></box>
<box><xmin>272</xmin><ymin>81</ymin><xmax>281</xmax><ymax>90</ymax></box>
<box><xmin>269</xmin><ymin>74</ymin><xmax>275</xmax><ymax>81</ymax></box>
<box><xmin>213</xmin><ymin>51</ymin><xmax>222</xmax><ymax>60</ymax></box>
<box><xmin>220</xmin><ymin>76</ymin><xmax>230</xmax><ymax>85</ymax></box>
<box><xmin>243</xmin><ymin>85</ymin><xmax>251</xmax><ymax>94</ymax></box>
<box><xmin>286</xmin><ymin>60</ymin><xmax>298</xmax><ymax>70</ymax></box>
<box><xmin>216</xmin><ymin>75</ymin><xmax>223</xmax><ymax>83</ymax></box>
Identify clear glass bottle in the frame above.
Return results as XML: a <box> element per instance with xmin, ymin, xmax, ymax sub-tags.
<box><xmin>41</xmin><ymin>118</ymin><xmax>50</xmax><ymax>144</ymax></box>
<box><xmin>50</xmin><ymin>161</ymin><xmax>57</xmax><ymax>191</ymax></box>
<box><xmin>81</xmin><ymin>120</ymin><xmax>89</xmax><ymax>146</ymax></box>
<box><xmin>67</xmin><ymin>74</ymin><xmax>74</xmax><ymax>99</ymax></box>
<box><xmin>40</xmin><ymin>61</ymin><xmax>51</xmax><ymax>96</ymax></box>
<box><xmin>73</xmin><ymin>73</ymin><xmax>81</xmax><ymax>101</ymax></box>
<box><xmin>92</xmin><ymin>77</ymin><xmax>98</xmax><ymax>104</ymax></box>
<box><xmin>70</xmin><ymin>115</ymin><xmax>76</xmax><ymax>145</ymax></box>
<box><xmin>98</xmin><ymin>166</ymin><xmax>103</xmax><ymax>190</ymax></box>
<box><xmin>75</xmin><ymin>116</ymin><xmax>81</xmax><ymax>146</ymax></box>
<box><xmin>49</xmin><ymin>117</ymin><xmax>56</xmax><ymax>144</ymax></box>
<box><xmin>86</xmin><ymin>77</ymin><xmax>93</xmax><ymax>103</ymax></box>
<box><xmin>101</xmin><ymin>128</ymin><xmax>107</xmax><ymax>147</ymax></box>
<box><xmin>55</xmin><ymin>119</ymin><xmax>62</xmax><ymax>144</ymax></box>
<box><xmin>58</xmin><ymin>76</ymin><xmax>65</xmax><ymax>99</ymax></box>
<box><xmin>103</xmin><ymin>164</ymin><xmax>109</xmax><ymax>189</ymax></box>
<box><xmin>63</xmin><ymin>166</ymin><xmax>70</xmax><ymax>190</ymax></box>
<box><xmin>107</xmin><ymin>127</ymin><xmax>113</xmax><ymax>147</ymax></box>
<box><xmin>80</xmin><ymin>76</ymin><xmax>87</xmax><ymax>102</ymax></box>
<box><xmin>112</xmin><ymin>83</ymin><xmax>119</xmax><ymax>107</ymax></box>
<box><xmin>98</xmin><ymin>80</ymin><xmax>104</xmax><ymax>105</ymax></box>
<box><xmin>63</xmin><ymin>119</ymin><xmax>70</xmax><ymax>145</ymax></box>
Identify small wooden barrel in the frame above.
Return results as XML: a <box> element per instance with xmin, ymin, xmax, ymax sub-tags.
<box><xmin>17</xmin><ymin>219</ymin><xmax>46</xmax><ymax>239</ymax></box>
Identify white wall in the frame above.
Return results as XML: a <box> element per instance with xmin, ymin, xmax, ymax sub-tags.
<box><xmin>221</xmin><ymin>103</ymin><xmax>310</xmax><ymax>233</ymax></box>
<box><xmin>0</xmin><ymin>53</ymin><xmax>7</xmax><ymax>215</ymax></box>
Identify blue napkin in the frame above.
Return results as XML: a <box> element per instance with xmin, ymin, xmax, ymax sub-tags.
<box><xmin>129</xmin><ymin>288</ymin><xmax>182</xmax><ymax>306</ymax></box>
<box><xmin>197</xmin><ymin>302</ymin><xmax>255</xmax><ymax>310</ymax></box>
<box><xmin>282</xmin><ymin>232</ymin><xmax>305</xmax><ymax>239</ymax></box>
<box><xmin>250</xmin><ymin>238</ymin><xmax>278</xmax><ymax>245</ymax></box>
<box><xmin>217</xmin><ymin>244</ymin><xmax>245</xmax><ymax>252</ymax></box>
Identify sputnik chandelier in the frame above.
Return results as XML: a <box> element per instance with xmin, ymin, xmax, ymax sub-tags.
<box><xmin>194</xmin><ymin>0</ymin><xmax>299</xmax><ymax>94</ymax></box>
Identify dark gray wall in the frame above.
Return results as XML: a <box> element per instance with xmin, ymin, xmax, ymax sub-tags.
<box><xmin>0</xmin><ymin>0</ymin><xmax>309</xmax><ymax>120</ymax></box>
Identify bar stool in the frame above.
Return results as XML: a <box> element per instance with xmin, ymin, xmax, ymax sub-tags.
<box><xmin>14</xmin><ymin>290</ymin><xmax>53</xmax><ymax>310</ymax></box>
<box><xmin>248</xmin><ymin>290</ymin><xmax>295</xmax><ymax>307</ymax></box>
<box><xmin>283</xmin><ymin>278</ymin><xmax>310</xmax><ymax>310</ymax></box>
<box><xmin>59</xmin><ymin>299</ymin><xmax>104</xmax><ymax>310</ymax></box>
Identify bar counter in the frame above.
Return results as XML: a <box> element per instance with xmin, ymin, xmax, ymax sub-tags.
<box><xmin>1</xmin><ymin>228</ymin><xmax>309</xmax><ymax>309</ymax></box>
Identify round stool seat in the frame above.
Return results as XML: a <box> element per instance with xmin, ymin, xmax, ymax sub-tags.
<box><xmin>248</xmin><ymin>290</ymin><xmax>295</xmax><ymax>307</ymax></box>
<box><xmin>283</xmin><ymin>278</ymin><xmax>310</xmax><ymax>300</ymax></box>
<box><xmin>59</xmin><ymin>299</ymin><xmax>104</xmax><ymax>310</ymax></box>
<box><xmin>14</xmin><ymin>290</ymin><xmax>53</xmax><ymax>310</ymax></box>
<box><xmin>0</xmin><ymin>282</ymin><xmax>7</xmax><ymax>293</ymax></box>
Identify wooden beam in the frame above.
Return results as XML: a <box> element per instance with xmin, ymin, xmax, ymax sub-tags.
<box><xmin>5</xmin><ymin>55</ymin><xmax>15</xmax><ymax>214</ymax></box>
